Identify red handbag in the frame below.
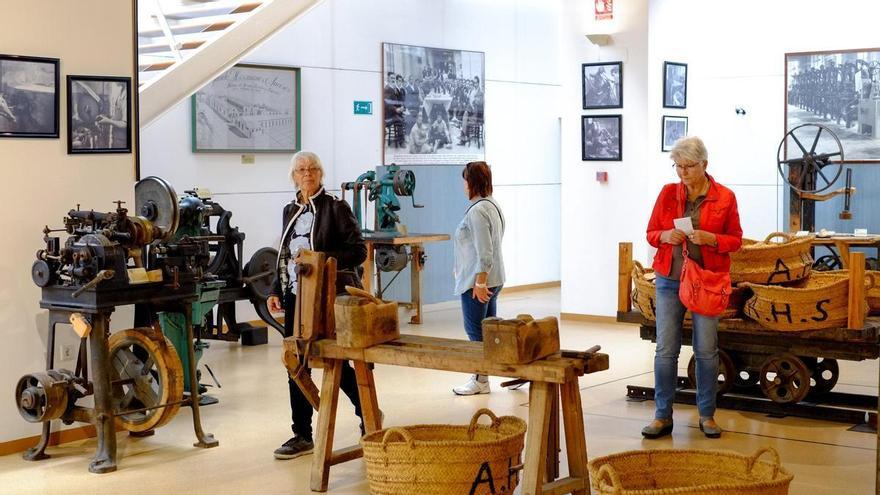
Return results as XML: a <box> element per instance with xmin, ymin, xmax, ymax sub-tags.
<box><xmin>679</xmin><ymin>244</ymin><xmax>731</xmax><ymax>317</ymax></box>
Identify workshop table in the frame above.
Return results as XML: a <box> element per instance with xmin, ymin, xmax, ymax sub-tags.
<box><xmin>811</xmin><ymin>235</ymin><xmax>880</xmax><ymax>268</ymax></box>
<box><xmin>290</xmin><ymin>334</ymin><xmax>609</xmax><ymax>494</ymax></box>
<box><xmin>361</xmin><ymin>232</ymin><xmax>450</xmax><ymax>324</ymax></box>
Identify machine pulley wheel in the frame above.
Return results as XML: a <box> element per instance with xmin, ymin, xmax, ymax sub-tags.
<box><xmin>244</xmin><ymin>247</ymin><xmax>279</xmax><ymax>301</ymax></box>
<box><xmin>135</xmin><ymin>176</ymin><xmax>179</xmax><ymax>242</ymax></box>
<box><xmin>808</xmin><ymin>357</ymin><xmax>840</xmax><ymax>395</ymax></box>
<box><xmin>15</xmin><ymin>371</ymin><xmax>72</xmax><ymax>423</ymax></box>
<box><xmin>759</xmin><ymin>353</ymin><xmax>811</xmax><ymax>404</ymax></box>
<box><xmin>686</xmin><ymin>349</ymin><xmax>735</xmax><ymax>396</ymax></box>
<box><xmin>31</xmin><ymin>260</ymin><xmax>53</xmax><ymax>287</ymax></box>
<box><xmin>392</xmin><ymin>169</ymin><xmax>416</xmax><ymax>196</ymax></box>
<box><xmin>776</xmin><ymin>123</ymin><xmax>844</xmax><ymax>194</ymax></box>
<box><xmin>109</xmin><ymin>327</ymin><xmax>183</xmax><ymax>432</ymax></box>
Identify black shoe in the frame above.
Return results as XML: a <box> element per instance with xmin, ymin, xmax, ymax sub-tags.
<box><xmin>641</xmin><ymin>419</ymin><xmax>674</xmax><ymax>439</ymax></box>
<box><xmin>273</xmin><ymin>436</ymin><xmax>314</xmax><ymax>460</ymax></box>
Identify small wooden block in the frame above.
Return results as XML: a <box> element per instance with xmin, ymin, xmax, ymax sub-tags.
<box><xmin>482</xmin><ymin>314</ymin><xmax>560</xmax><ymax>364</ymax></box>
<box><xmin>127</xmin><ymin>267</ymin><xmax>149</xmax><ymax>284</ymax></box>
<box><xmin>69</xmin><ymin>313</ymin><xmax>92</xmax><ymax>338</ymax></box>
<box><xmin>335</xmin><ymin>296</ymin><xmax>399</xmax><ymax>348</ymax></box>
<box><xmin>147</xmin><ymin>269</ymin><xmax>163</xmax><ymax>282</ymax></box>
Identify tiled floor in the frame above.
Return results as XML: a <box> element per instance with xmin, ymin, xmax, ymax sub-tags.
<box><xmin>2</xmin><ymin>287</ymin><xmax>877</xmax><ymax>494</ymax></box>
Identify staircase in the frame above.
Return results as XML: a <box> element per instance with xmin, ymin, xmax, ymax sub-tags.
<box><xmin>138</xmin><ymin>0</ymin><xmax>321</xmax><ymax>127</ymax></box>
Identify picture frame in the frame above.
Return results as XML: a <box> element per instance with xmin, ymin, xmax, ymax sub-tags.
<box><xmin>661</xmin><ymin>115</ymin><xmax>688</xmax><ymax>152</ymax></box>
<box><xmin>0</xmin><ymin>54</ymin><xmax>59</xmax><ymax>138</ymax></box>
<box><xmin>192</xmin><ymin>63</ymin><xmax>300</xmax><ymax>153</ymax></box>
<box><xmin>582</xmin><ymin>61</ymin><xmax>623</xmax><ymax>109</ymax></box>
<box><xmin>663</xmin><ymin>61</ymin><xmax>687</xmax><ymax>109</ymax></box>
<box><xmin>785</xmin><ymin>47</ymin><xmax>880</xmax><ymax>163</ymax></box>
<box><xmin>382</xmin><ymin>42</ymin><xmax>486</xmax><ymax>165</ymax></box>
<box><xmin>67</xmin><ymin>75</ymin><xmax>131</xmax><ymax>154</ymax></box>
<box><xmin>582</xmin><ymin>114</ymin><xmax>622</xmax><ymax>161</ymax></box>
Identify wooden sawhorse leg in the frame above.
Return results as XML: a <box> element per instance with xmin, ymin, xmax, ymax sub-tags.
<box><xmin>522</xmin><ymin>381</ymin><xmax>553</xmax><ymax>495</ymax></box>
<box><xmin>523</xmin><ymin>379</ymin><xmax>590</xmax><ymax>495</ymax></box>
<box><xmin>311</xmin><ymin>359</ymin><xmax>381</xmax><ymax>492</ymax></box>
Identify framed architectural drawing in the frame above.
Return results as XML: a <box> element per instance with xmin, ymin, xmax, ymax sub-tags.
<box><xmin>582</xmin><ymin>115</ymin><xmax>621</xmax><ymax>161</ymax></box>
<box><xmin>192</xmin><ymin>64</ymin><xmax>300</xmax><ymax>153</ymax></box>
<box><xmin>382</xmin><ymin>42</ymin><xmax>485</xmax><ymax>165</ymax></box>
<box><xmin>67</xmin><ymin>75</ymin><xmax>131</xmax><ymax>154</ymax></box>
<box><xmin>663</xmin><ymin>62</ymin><xmax>687</xmax><ymax>109</ymax></box>
<box><xmin>582</xmin><ymin>61</ymin><xmax>622</xmax><ymax>109</ymax></box>
<box><xmin>785</xmin><ymin>47</ymin><xmax>880</xmax><ymax>162</ymax></box>
<box><xmin>661</xmin><ymin>115</ymin><xmax>688</xmax><ymax>152</ymax></box>
<box><xmin>0</xmin><ymin>54</ymin><xmax>59</xmax><ymax>138</ymax></box>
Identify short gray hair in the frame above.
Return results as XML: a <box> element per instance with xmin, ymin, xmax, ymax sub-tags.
<box><xmin>670</xmin><ymin>136</ymin><xmax>708</xmax><ymax>164</ymax></box>
<box><xmin>289</xmin><ymin>151</ymin><xmax>324</xmax><ymax>184</ymax></box>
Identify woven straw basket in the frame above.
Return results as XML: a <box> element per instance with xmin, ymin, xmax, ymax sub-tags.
<box><xmin>589</xmin><ymin>447</ymin><xmax>793</xmax><ymax>495</ymax></box>
<box><xmin>361</xmin><ymin>409</ymin><xmax>526</xmax><ymax>495</ymax></box>
<box><xmin>743</xmin><ymin>271</ymin><xmax>874</xmax><ymax>331</ymax></box>
<box><xmin>631</xmin><ymin>261</ymin><xmax>746</xmax><ymax>320</ymax></box>
<box><xmin>730</xmin><ymin>232</ymin><xmax>815</xmax><ymax>285</ymax></box>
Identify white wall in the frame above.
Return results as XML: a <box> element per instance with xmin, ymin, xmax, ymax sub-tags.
<box><xmin>141</xmin><ymin>0</ymin><xmax>563</xmax><ymax>315</ymax></box>
<box><xmin>560</xmin><ymin>0</ymin><xmax>651</xmax><ymax>317</ymax></box>
<box><xmin>0</xmin><ymin>1</ymin><xmax>135</xmax><ymax>443</ymax></box>
<box><xmin>561</xmin><ymin>0</ymin><xmax>880</xmax><ymax>317</ymax></box>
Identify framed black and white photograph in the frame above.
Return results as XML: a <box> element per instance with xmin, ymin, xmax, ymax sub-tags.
<box><xmin>663</xmin><ymin>62</ymin><xmax>687</xmax><ymax>109</ymax></box>
<box><xmin>582</xmin><ymin>61</ymin><xmax>622</xmax><ymax>109</ymax></box>
<box><xmin>67</xmin><ymin>75</ymin><xmax>131</xmax><ymax>153</ymax></box>
<box><xmin>382</xmin><ymin>42</ymin><xmax>485</xmax><ymax>165</ymax></box>
<box><xmin>192</xmin><ymin>63</ymin><xmax>300</xmax><ymax>153</ymax></box>
<box><xmin>582</xmin><ymin>115</ymin><xmax>621</xmax><ymax>161</ymax></box>
<box><xmin>661</xmin><ymin>115</ymin><xmax>688</xmax><ymax>152</ymax></box>
<box><xmin>785</xmin><ymin>47</ymin><xmax>880</xmax><ymax>162</ymax></box>
<box><xmin>0</xmin><ymin>54</ymin><xmax>59</xmax><ymax>138</ymax></box>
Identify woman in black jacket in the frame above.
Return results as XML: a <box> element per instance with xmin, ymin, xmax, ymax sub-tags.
<box><xmin>267</xmin><ymin>151</ymin><xmax>367</xmax><ymax>459</ymax></box>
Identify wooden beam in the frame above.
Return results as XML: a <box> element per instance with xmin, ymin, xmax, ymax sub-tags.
<box><xmin>618</xmin><ymin>242</ymin><xmax>633</xmax><ymax>313</ymax></box>
<box><xmin>542</xmin><ymin>477</ymin><xmax>587</xmax><ymax>495</ymax></box>
<box><xmin>329</xmin><ymin>445</ymin><xmax>363</xmax><ymax>466</ymax></box>
<box><xmin>848</xmin><ymin>251</ymin><xmax>866</xmax><ymax>329</ymax></box>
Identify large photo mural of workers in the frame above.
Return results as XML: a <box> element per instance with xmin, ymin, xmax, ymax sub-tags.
<box><xmin>786</xmin><ymin>48</ymin><xmax>880</xmax><ymax>161</ymax></box>
<box><xmin>193</xmin><ymin>64</ymin><xmax>299</xmax><ymax>153</ymax></box>
<box><xmin>382</xmin><ymin>43</ymin><xmax>485</xmax><ymax>165</ymax></box>
<box><xmin>0</xmin><ymin>55</ymin><xmax>59</xmax><ymax>138</ymax></box>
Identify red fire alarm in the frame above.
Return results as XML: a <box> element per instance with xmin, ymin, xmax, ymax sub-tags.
<box><xmin>596</xmin><ymin>171</ymin><xmax>608</xmax><ymax>183</ymax></box>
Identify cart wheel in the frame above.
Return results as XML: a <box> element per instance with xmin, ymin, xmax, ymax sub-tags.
<box><xmin>759</xmin><ymin>353</ymin><xmax>811</xmax><ymax>403</ymax></box>
<box><xmin>809</xmin><ymin>358</ymin><xmax>840</xmax><ymax>395</ymax></box>
<box><xmin>687</xmin><ymin>350</ymin><xmax>735</xmax><ymax>396</ymax></box>
<box><xmin>109</xmin><ymin>327</ymin><xmax>184</xmax><ymax>432</ymax></box>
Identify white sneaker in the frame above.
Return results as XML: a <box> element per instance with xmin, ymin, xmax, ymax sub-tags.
<box><xmin>453</xmin><ymin>377</ymin><xmax>490</xmax><ymax>396</ymax></box>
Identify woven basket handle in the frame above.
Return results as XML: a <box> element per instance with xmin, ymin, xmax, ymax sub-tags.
<box><xmin>596</xmin><ymin>464</ymin><xmax>623</xmax><ymax>495</ymax></box>
<box><xmin>467</xmin><ymin>408</ymin><xmax>501</xmax><ymax>439</ymax></box>
<box><xmin>380</xmin><ymin>427</ymin><xmax>415</xmax><ymax>450</ymax></box>
<box><xmin>631</xmin><ymin>260</ymin><xmax>645</xmax><ymax>278</ymax></box>
<box><xmin>748</xmin><ymin>446</ymin><xmax>781</xmax><ymax>478</ymax></box>
<box><xmin>865</xmin><ymin>272</ymin><xmax>878</xmax><ymax>291</ymax></box>
<box><xmin>763</xmin><ymin>232</ymin><xmax>791</xmax><ymax>243</ymax></box>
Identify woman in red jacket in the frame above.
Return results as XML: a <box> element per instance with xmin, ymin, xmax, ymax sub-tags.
<box><xmin>642</xmin><ymin>136</ymin><xmax>742</xmax><ymax>439</ymax></box>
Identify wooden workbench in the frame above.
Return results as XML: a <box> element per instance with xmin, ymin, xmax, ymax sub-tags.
<box><xmin>290</xmin><ymin>334</ymin><xmax>609</xmax><ymax>494</ymax></box>
<box><xmin>811</xmin><ymin>235</ymin><xmax>880</xmax><ymax>268</ymax></box>
<box><xmin>361</xmin><ymin>232</ymin><xmax>450</xmax><ymax>324</ymax></box>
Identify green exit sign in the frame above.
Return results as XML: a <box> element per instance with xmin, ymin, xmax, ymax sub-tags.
<box><xmin>353</xmin><ymin>100</ymin><xmax>372</xmax><ymax>115</ymax></box>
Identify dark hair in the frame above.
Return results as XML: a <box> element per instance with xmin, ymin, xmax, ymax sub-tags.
<box><xmin>462</xmin><ymin>161</ymin><xmax>493</xmax><ymax>198</ymax></box>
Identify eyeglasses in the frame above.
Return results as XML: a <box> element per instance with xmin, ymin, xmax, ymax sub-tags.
<box><xmin>672</xmin><ymin>162</ymin><xmax>703</xmax><ymax>171</ymax></box>
<box><xmin>295</xmin><ymin>166</ymin><xmax>320</xmax><ymax>175</ymax></box>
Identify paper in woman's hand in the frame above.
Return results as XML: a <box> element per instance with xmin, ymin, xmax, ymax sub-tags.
<box><xmin>673</xmin><ymin>217</ymin><xmax>694</xmax><ymax>235</ymax></box>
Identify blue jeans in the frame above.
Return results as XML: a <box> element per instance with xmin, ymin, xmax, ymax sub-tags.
<box><xmin>654</xmin><ymin>276</ymin><xmax>719</xmax><ymax>419</ymax></box>
<box><xmin>460</xmin><ymin>285</ymin><xmax>502</xmax><ymax>341</ymax></box>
